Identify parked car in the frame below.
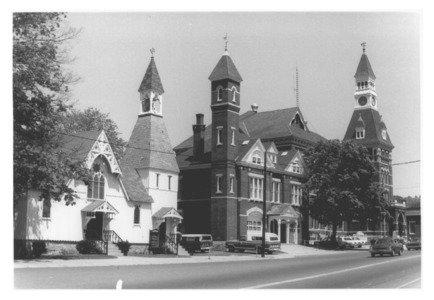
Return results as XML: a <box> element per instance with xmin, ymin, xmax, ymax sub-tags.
<box><xmin>337</xmin><ymin>236</ymin><xmax>357</xmax><ymax>249</ymax></box>
<box><xmin>370</xmin><ymin>237</ymin><xmax>404</xmax><ymax>257</ymax></box>
<box><xmin>180</xmin><ymin>234</ymin><xmax>213</xmax><ymax>253</ymax></box>
<box><xmin>226</xmin><ymin>233</ymin><xmax>281</xmax><ymax>254</ymax></box>
<box><xmin>406</xmin><ymin>237</ymin><xmax>421</xmax><ymax>251</ymax></box>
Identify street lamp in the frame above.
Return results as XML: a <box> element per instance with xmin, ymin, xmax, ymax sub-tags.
<box><xmin>261</xmin><ymin>148</ymin><xmax>268</xmax><ymax>258</ymax></box>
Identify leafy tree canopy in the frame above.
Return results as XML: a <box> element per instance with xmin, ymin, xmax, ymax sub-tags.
<box><xmin>62</xmin><ymin>107</ymin><xmax>126</xmax><ymax>159</ymax></box>
<box><xmin>303</xmin><ymin>140</ymin><xmax>391</xmax><ymax>239</ymax></box>
<box><xmin>13</xmin><ymin>13</ymin><xmax>89</xmax><ymax>204</ymax></box>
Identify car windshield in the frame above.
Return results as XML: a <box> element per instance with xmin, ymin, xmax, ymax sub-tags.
<box><xmin>202</xmin><ymin>236</ymin><xmax>212</xmax><ymax>241</ymax></box>
<box><xmin>375</xmin><ymin>238</ymin><xmax>392</xmax><ymax>245</ymax></box>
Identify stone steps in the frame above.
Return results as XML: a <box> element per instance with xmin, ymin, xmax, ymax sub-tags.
<box><xmin>107</xmin><ymin>243</ymin><xmax>123</xmax><ymax>256</ymax></box>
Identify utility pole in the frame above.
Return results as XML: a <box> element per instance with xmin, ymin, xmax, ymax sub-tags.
<box><xmin>261</xmin><ymin>148</ymin><xmax>267</xmax><ymax>258</ymax></box>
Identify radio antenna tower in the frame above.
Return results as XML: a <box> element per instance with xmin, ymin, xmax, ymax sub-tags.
<box><xmin>293</xmin><ymin>66</ymin><xmax>300</xmax><ymax>107</ymax></box>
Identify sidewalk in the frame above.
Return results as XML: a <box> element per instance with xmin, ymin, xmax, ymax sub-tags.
<box><xmin>14</xmin><ymin>244</ymin><xmax>345</xmax><ymax>269</ymax></box>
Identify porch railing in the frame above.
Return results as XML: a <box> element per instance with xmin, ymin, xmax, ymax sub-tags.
<box><xmin>103</xmin><ymin>229</ymin><xmax>123</xmax><ymax>244</ymax></box>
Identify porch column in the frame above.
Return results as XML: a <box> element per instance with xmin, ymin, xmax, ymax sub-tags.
<box><xmin>286</xmin><ymin>223</ymin><xmax>290</xmax><ymax>244</ymax></box>
<box><xmin>294</xmin><ymin>221</ymin><xmax>298</xmax><ymax>245</ymax></box>
<box><xmin>277</xmin><ymin>219</ymin><xmax>281</xmax><ymax>240</ymax></box>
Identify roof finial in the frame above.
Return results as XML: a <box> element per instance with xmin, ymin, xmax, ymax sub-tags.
<box><xmin>361</xmin><ymin>42</ymin><xmax>367</xmax><ymax>54</ymax></box>
<box><xmin>150</xmin><ymin>47</ymin><xmax>155</xmax><ymax>58</ymax></box>
<box><xmin>223</xmin><ymin>33</ymin><xmax>229</xmax><ymax>55</ymax></box>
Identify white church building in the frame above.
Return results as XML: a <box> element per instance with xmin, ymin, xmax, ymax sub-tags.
<box><xmin>14</xmin><ymin>52</ymin><xmax>182</xmax><ymax>250</ymax></box>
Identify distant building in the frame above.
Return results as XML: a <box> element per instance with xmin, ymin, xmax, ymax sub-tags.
<box><xmin>343</xmin><ymin>43</ymin><xmax>406</xmax><ymax>236</ymax></box>
<box><xmin>175</xmin><ymin>47</ymin><xmax>324</xmax><ymax>243</ymax></box>
<box><xmin>405</xmin><ymin>197</ymin><xmax>420</xmax><ymax>239</ymax></box>
<box><xmin>13</xmin><ymin>53</ymin><xmax>182</xmax><ymax>251</ymax></box>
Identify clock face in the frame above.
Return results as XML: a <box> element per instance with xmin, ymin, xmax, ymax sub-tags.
<box><xmin>358</xmin><ymin>96</ymin><xmax>367</xmax><ymax>106</ymax></box>
<box><xmin>152</xmin><ymin>99</ymin><xmax>161</xmax><ymax>113</ymax></box>
<box><xmin>372</xmin><ymin>97</ymin><xmax>377</xmax><ymax>106</ymax></box>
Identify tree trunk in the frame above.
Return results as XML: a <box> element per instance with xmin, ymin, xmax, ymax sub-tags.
<box><xmin>331</xmin><ymin>222</ymin><xmax>338</xmax><ymax>242</ymax></box>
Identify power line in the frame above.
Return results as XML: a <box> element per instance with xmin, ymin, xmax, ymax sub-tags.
<box><xmin>392</xmin><ymin>160</ymin><xmax>420</xmax><ymax>166</ymax></box>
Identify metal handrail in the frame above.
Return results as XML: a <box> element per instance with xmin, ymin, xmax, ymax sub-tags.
<box><xmin>103</xmin><ymin>229</ymin><xmax>123</xmax><ymax>243</ymax></box>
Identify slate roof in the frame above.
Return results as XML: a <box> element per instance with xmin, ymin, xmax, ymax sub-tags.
<box><xmin>268</xmin><ymin>203</ymin><xmax>300</xmax><ymax>218</ymax></box>
<box><xmin>175</xmin><ymin>107</ymin><xmax>325</xmax><ymax>169</ymax></box>
<box><xmin>208</xmin><ymin>54</ymin><xmax>243</xmax><ymax>82</ymax></box>
<box><xmin>59</xmin><ymin>130</ymin><xmax>101</xmax><ymax>162</ymax></box>
<box><xmin>355</xmin><ymin>53</ymin><xmax>376</xmax><ymax>79</ymax></box>
<box><xmin>122</xmin><ymin>115</ymin><xmax>179</xmax><ymax>173</ymax></box>
<box><xmin>138</xmin><ymin>57</ymin><xmax>164</xmax><ymax>94</ymax></box>
<box><xmin>343</xmin><ymin>108</ymin><xmax>393</xmax><ymax>149</ymax></box>
<box><xmin>120</xmin><ymin>163</ymin><xmax>154</xmax><ymax>203</ymax></box>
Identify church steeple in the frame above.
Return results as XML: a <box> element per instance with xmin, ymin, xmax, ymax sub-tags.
<box><xmin>354</xmin><ymin>42</ymin><xmax>378</xmax><ymax>111</ymax></box>
<box><xmin>138</xmin><ymin>48</ymin><xmax>164</xmax><ymax>117</ymax></box>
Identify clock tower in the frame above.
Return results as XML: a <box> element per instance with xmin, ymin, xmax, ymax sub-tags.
<box><xmin>343</xmin><ymin>43</ymin><xmax>406</xmax><ymax>236</ymax></box>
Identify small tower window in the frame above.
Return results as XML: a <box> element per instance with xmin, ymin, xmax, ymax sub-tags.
<box><xmin>216</xmin><ymin>174</ymin><xmax>223</xmax><ymax>193</ymax></box>
<box><xmin>217</xmin><ymin>87</ymin><xmax>223</xmax><ymax>102</ymax></box>
<box><xmin>134</xmin><ymin>206</ymin><xmax>140</xmax><ymax>225</ymax></box>
<box><xmin>216</xmin><ymin>126</ymin><xmax>223</xmax><ymax>145</ymax></box>
<box><xmin>229</xmin><ymin>175</ymin><xmax>235</xmax><ymax>194</ymax></box>
<box><xmin>355</xmin><ymin>128</ymin><xmax>365</xmax><ymax>139</ymax></box>
<box><xmin>141</xmin><ymin>97</ymin><xmax>150</xmax><ymax>113</ymax></box>
<box><xmin>231</xmin><ymin>127</ymin><xmax>236</xmax><ymax>146</ymax></box>
<box><xmin>231</xmin><ymin>86</ymin><xmax>237</xmax><ymax>102</ymax></box>
<box><xmin>156</xmin><ymin>173</ymin><xmax>160</xmax><ymax>188</ymax></box>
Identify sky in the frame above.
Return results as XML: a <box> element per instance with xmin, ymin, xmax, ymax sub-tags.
<box><xmin>66</xmin><ymin>12</ymin><xmax>420</xmax><ymax>197</ymax></box>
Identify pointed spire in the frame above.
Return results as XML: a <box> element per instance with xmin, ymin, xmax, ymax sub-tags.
<box><xmin>354</xmin><ymin>42</ymin><xmax>376</xmax><ymax>79</ymax></box>
<box><xmin>138</xmin><ymin>48</ymin><xmax>164</xmax><ymax>94</ymax></box>
<box><xmin>209</xmin><ymin>36</ymin><xmax>242</xmax><ymax>82</ymax></box>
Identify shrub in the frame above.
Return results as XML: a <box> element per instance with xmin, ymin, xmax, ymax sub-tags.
<box><xmin>76</xmin><ymin>240</ymin><xmax>102</xmax><ymax>254</ymax></box>
<box><xmin>116</xmin><ymin>240</ymin><xmax>131</xmax><ymax>256</ymax></box>
<box><xmin>14</xmin><ymin>240</ymin><xmax>32</xmax><ymax>259</ymax></box>
<box><xmin>32</xmin><ymin>241</ymin><xmax>47</xmax><ymax>258</ymax></box>
<box><xmin>59</xmin><ymin>246</ymin><xmax>77</xmax><ymax>256</ymax></box>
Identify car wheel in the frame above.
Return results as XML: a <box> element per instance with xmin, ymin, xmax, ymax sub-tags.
<box><xmin>228</xmin><ymin>246</ymin><xmax>234</xmax><ymax>252</ymax></box>
<box><xmin>371</xmin><ymin>253</ymin><xmax>375</xmax><ymax>257</ymax></box>
<box><xmin>390</xmin><ymin>251</ymin><xmax>394</xmax><ymax>257</ymax></box>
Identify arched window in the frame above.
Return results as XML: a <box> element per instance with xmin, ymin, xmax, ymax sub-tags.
<box><xmin>134</xmin><ymin>206</ymin><xmax>140</xmax><ymax>224</ymax></box>
<box><xmin>231</xmin><ymin>86</ymin><xmax>237</xmax><ymax>102</ymax></box>
<box><xmin>217</xmin><ymin>87</ymin><xmax>223</xmax><ymax>102</ymax></box>
<box><xmin>87</xmin><ymin>166</ymin><xmax>105</xmax><ymax>199</ymax></box>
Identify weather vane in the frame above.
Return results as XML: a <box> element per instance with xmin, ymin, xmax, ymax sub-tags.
<box><xmin>223</xmin><ymin>33</ymin><xmax>229</xmax><ymax>52</ymax></box>
<box><xmin>150</xmin><ymin>47</ymin><xmax>155</xmax><ymax>58</ymax></box>
<box><xmin>361</xmin><ymin>42</ymin><xmax>367</xmax><ymax>54</ymax></box>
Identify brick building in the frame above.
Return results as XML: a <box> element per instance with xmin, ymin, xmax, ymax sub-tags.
<box><xmin>343</xmin><ymin>43</ymin><xmax>406</xmax><ymax>236</ymax></box>
<box><xmin>174</xmin><ymin>47</ymin><xmax>324</xmax><ymax>243</ymax></box>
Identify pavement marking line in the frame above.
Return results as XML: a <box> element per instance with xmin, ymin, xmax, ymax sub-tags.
<box><xmin>244</xmin><ymin>255</ymin><xmax>420</xmax><ymax>289</ymax></box>
<box><xmin>397</xmin><ymin>277</ymin><xmax>421</xmax><ymax>289</ymax></box>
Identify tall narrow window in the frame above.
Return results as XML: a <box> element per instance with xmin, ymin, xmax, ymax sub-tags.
<box><xmin>216</xmin><ymin>174</ymin><xmax>223</xmax><ymax>193</ymax></box>
<box><xmin>229</xmin><ymin>175</ymin><xmax>234</xmax><ymax>193</ymax></box>
<box><xmin>42</xmin><ymin>198</ymin><xmax>51</xmax><ymax>219</ymax></box>
<box><xmin>231</xmin><ymin>86</ymin><xmax>237</xmax><ymax>102</ymax></box>
<box><xmin>217</xmin><ymin>87</ymin><xmax>223</xmax><ymax>102</ymax></box>
<box><xmin>168</xmin><ymin>175</ymin><xmax>172</xmax><ymax>190</ymax></box>
<box><xmin>231</xmin><ymin>127</ymin><xmax>236</xmax><ymax>146</ymax></box>
<box><xmin>156</xmin><ymin>173</ymin><xmax>160</xmax><ymax>188</ymax></box>
<box><xmin>87</xmin><ymin>172</ymin><xmax>105</xmax><ymax>199</ymax></box>
<box><xmin>134</xmin><ymin>206</ymin><xmax>140</xmax><ymax>224</ymax></box>
<box><xmin>216</xmin><ymin>126</ymin><xmax>223</xmax><ymax>145</ymax></box>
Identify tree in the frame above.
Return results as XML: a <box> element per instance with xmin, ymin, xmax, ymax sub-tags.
<box><xmin>303</xmin><ymin>140</ymin><xmax>391</xmax><ymax>241</ymax></box>
<box><xmin>13</xmin><ymin>13</ymin><xmax>89</xmax><ymax>206</ymax></box>
<box><xmin>62</xmin><ymin>107</ymin><xmax>126</xmax><ymax>159</ymax></box>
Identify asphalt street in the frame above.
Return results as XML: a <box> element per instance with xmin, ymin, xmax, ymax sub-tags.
<box><xmin>14</xmin><ymin>250</ymin><xmax>421</xmax><ymax>289</ymax></box>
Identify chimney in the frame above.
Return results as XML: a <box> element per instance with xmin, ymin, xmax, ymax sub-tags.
<box><xmin>251</xmin><ymin>103</ymin><xmax>258</xmax><ymax>113</ymax></box>
<box><xmin>193</xmin><ymin>113</ymin><xmax>205</xmax><ymax>159</ymax></box>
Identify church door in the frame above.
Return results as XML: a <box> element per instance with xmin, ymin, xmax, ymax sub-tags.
<box><xmin>85</xmin><ymin>212</ymin><xmax>103</xmax><ymax>240</ymax></box>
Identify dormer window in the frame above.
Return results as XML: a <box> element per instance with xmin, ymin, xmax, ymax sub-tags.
<box><xmin>289</xmin><ymin>161</ymin><xmax>302</xmax><ymax>174</ymax></box>
<box><xmin>252</xmin><ymin>150</ymin><xmax>262</xmax><ymax>165</ymax></box>
<box><xmin>355</xmin><ymin>128</ymin><xmax>365</xmax><ymax>139</ymax></box>
<box><xmin>217</xmin><ymin>87</ymin><xmax>223</xmax><ymax>102</ymax></box>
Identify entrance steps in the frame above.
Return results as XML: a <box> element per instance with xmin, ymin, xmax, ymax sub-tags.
<box><xmin>107</xmin><ymin>242</ymin><xmax>123</xmax><ymax>256</ymax></box>
<box><xmin>177</xmin><ymin>244</ymin><xmax>190</xmax><ymax>256</ymax></box>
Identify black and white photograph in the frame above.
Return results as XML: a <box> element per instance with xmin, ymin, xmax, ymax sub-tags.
<box><xmin>4</xmin><ymin>2</ymin><xmax>429</xmax><ymax>294</ymax></box>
